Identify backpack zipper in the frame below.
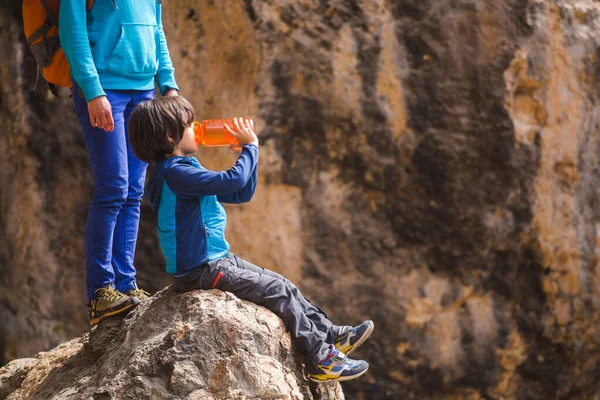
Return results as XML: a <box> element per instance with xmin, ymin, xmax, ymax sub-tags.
<box><xmin>111</xmin><ymin>0</ymin><xmax>119</xmax><ymax>9</ymax></box>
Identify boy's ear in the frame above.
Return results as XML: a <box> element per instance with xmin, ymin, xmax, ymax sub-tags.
<box><xmin>166</xmin><ymin>131</ymin><xmax>176</xmax><ymax>144</ymax></box>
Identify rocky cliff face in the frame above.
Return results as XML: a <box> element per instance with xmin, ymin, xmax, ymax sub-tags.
<box><xmin>0</xmin><ymin>288</ymin><xmax>344</xmax><ymax>399</ymax></box>
<box><xmin>2</xmin><ymin>0</ymin><xmax>600</xmax><ymax>398</ymax></box>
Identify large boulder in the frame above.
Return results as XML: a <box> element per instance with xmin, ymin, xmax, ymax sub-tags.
<box><xmin>1</xmin><ymin>288</ymin><xmax>344</xmax><ymax>400</ymax></box>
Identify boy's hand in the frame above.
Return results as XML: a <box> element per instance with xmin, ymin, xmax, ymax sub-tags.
<box><xmin>224</xmin><ymin>118</ymin><xmax>258</xmax><ymax>150</ymax></box>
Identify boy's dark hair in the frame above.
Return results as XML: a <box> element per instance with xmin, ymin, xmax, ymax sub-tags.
<box><xmin>129</xmin><ymin>96</ymin><xmax>195</xmax><ymax>163</ymax></box>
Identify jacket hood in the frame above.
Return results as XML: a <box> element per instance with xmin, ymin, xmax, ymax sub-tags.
<box><xmin>146</xmin><ymin>161</ymin><xmax>166</xmax><ymax>212</ymax></box>
<box><xmin>146</xmin><ymin>157</ymin><xmax>201</xmax><ymax>211</ymax></box>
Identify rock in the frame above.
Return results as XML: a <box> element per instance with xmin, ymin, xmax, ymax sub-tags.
<box><xmin>0</xmin><ymin>358</ymin><xmax>37</xmax><ymax>399</ymax></box>
<box><xmin>4</xmin><ymin>0</ymin><xmax>600</xmax><ymax>398</ymax></box>
<box><xmin>0</xmin><ymin>288</ymin><xmax>343</xmax><ymax>400</ymax></box>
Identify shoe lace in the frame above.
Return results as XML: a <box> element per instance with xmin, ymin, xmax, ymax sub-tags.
<box><xmin>101</xmin><ymin>287</ymin><xmax>123</xmax><ymax>302</ymax></box>
<box><xmin>129</xmin><ymin>288</ymin><xmax>150</xmax><ymax>297</ymax></box>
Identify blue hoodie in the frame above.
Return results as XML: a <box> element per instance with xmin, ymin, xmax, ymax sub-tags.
<box><xmin>146</xmin><ymin>145</ymin><xmax>259</xmax><ymax>275</ymax></box>
<box><xmin>59</xmin><ymin>0</ymin><xmax>178</xmax><ymax>102</ymax></box>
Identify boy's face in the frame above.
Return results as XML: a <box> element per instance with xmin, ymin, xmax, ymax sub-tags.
<box><xmin>178</xmin><ymin>122</ymin><xmax>199</xmax><ymax>155</ymax></box>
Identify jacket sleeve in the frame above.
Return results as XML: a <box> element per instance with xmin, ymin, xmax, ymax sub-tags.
<box><xmin>165</xmin><ymin>145</ymin><xmax>259</xmax><ymax>198</ymax></box>
<box><xmin>217</xmin><ymin>161</ymin><xmax>258</xmax><ymax>204</ymax></box>
<box><xmin>58</xmin><ymin>0</ymin><xmax>105</xmax><ymax>101</ymax></box>
<box><xmin>155</xmin><ymin>2</ymin><xmax>178</xmax><ymax>94</ymax></box>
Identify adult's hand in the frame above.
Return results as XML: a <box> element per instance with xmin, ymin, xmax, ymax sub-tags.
<box><xmin>88</xmin><ymin>96</ymin><xmax>114</xmax><ymax>132</ymax></box>
<box><xmin>164</xmin><ymin>89</ymin><xmax>178</xmax><ymax>97</ymax></box>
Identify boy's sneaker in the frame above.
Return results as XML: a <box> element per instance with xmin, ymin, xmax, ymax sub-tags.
<box><xmin>88</xmin><ymin>284</ymin><xmax>140</xmax><ymax>326</ymax></box>
<box><xmin>334</xmin><ymin>320</ymin><xmax>374</xmax><ymax>356</ymax></box>
<box><xmin>124</xmin><ymin>284</ymin><xmax>151</xmax><ymax>302</ymax></box>
<box><xmin>307</xmin><ymin>347</ymin><xmax>369</xmax><ymax>382</ymax></box>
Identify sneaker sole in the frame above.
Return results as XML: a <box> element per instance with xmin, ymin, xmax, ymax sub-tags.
<box><xmin>344</xmin><ymin>320</ymin><xmax>375</xmax><ymax>357</ymax></box>
<box><xmin>89</xmin><ymin>302</ymin><xmax>137</xmax><ymax>326</ymax></box>
<box><xmin>309</xmin><ymin>365</ymin><xmax>369</xmax><ymax>383</ymax></box>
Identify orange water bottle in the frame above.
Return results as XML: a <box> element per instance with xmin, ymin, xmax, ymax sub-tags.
<box><xmin>193</xmin><ymin>119</ymin><xmax>241</xmax><ymax>147</ymax></box>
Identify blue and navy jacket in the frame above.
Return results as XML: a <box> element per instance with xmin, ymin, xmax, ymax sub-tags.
<box><xmin>146</xmin><ymin>144</ymin><xmax>259</xmax><ymax>275</ymax></box>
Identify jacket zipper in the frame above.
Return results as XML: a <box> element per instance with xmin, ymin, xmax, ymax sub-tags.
<box><xmin>111</xmin><ymin>0</ymin><xmax>119</xmax><ymax>9</ymax></box>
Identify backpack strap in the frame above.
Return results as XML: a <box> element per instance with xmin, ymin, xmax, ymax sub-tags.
<box><xmin>27</xmin><ymin>16</ymin><xmax>53</xmax><ymax>92</ymax></box>
<box><xmin>26</xmin><ymin>17</ymin><xmax>52</xmax><ymax>46</ymax></box>
<box><xmin>29</xmin><ymin>64</ymin><xmax>41</xmax><ymax>92</ymax></box>
<box><xmin>39</xmin><ymin>0</ymin><xmax>59</xmax><ymax>27</ymax></box>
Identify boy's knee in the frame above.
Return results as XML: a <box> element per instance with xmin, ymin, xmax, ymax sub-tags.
<box><xmin>260</xmin><ymin>279</ymin><xmax>292</xmax><ymax>301</ymax></box>
<box><xmin>286</xmin><ymin>279</ymin><xmax>298</xmax><ymax>289</ymax></box>
<box><xmin>261</xmin><ymin>281</ymin><xmax>301</xmax><ymax>313</ymax></box>
<box><xmin>284</xmin><ymin>279</ymin><xmax>301</xmax><ymax>295</ymax></box>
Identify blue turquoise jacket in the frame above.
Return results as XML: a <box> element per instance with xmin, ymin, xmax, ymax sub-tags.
<box><xmin>59</xmin><ymin>0</ymin><xmax>178</xmax><ymax>101</ymax></box>
<box><xmin>146</xmin><ymin>145</ymin><xmax>259</xmax><ymax>275</ymax></box>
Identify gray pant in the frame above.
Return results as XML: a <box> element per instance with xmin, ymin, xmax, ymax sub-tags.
<box><xmin>173</xmin><ymin>253</ymin><xmax>339</xmax><ymax>366</ymax></box>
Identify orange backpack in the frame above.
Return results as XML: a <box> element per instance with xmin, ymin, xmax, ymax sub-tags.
<box><xmin>22</xmin><ymin>0</ymin><xmax>94</xmax><ymax>95</ymax></box>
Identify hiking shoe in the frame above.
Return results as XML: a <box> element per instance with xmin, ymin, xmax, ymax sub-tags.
<box><xmin>334</xmin><ymin>320</ymin><xmax>374</xmax><ymax>356</ymax></box>
<box><xmin>88</xmin><ymin>284</ymin><xmax>139</xmax><ymax>326</ymax></box>
<box><xmin>307</xmin><ymin>347</ymin><xmax>369</xmax><ymax>382</ymax></box>
<box><xmin>124</xmin><ymin>285</ymin><xmax>151</xmax><ymax>302</ymax></box>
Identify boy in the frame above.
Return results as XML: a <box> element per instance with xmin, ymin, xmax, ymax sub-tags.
<box><xmin>128</xmin><ymin>97</ymin><xmax>374</xmax><ymax>382</ymax></box>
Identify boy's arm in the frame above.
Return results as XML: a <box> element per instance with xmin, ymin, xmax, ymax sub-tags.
<box><xmin>155</xmin><ymin>2</ymin><xmax>179</xmax><ymax>94</ymax></box>
<box><xmin>58</xmin><ymin>0</ymin><xmax>105</xmax><ymax>101</ymax></box>
<box><xmin>165</xmin><ymin>145</ymin><xmax>259</xmax><ymax>198</ymax></box>
<box><xmin>216</xmin><ymin>162</ymin><xmax>258</xmax><ymax>204</ymax></box>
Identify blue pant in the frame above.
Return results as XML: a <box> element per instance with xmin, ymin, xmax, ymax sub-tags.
<box><xmin>72</xmin><ymin>81</ymin><xmax>155</xmax><ymax>301</ymax></box>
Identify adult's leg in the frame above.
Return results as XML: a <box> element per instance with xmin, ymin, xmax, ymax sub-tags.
<box><xmin>174</xmin><ymin>256</ymin><xmax>332</xmax><ymax>366</ymax></box>
<box><xmin>72</xmin><ymin>83</ymin><xmax>131</xmax><ymax>301</ymax></box>
<box><xmin>112</xmin><ymin>89</ymin><xmax>155</xmax><ymax>293</ymax></box>
<box><xmin>230</xmin><ymin>254</ymin><xmax>340</xmax><ymax>343</ymax></box>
